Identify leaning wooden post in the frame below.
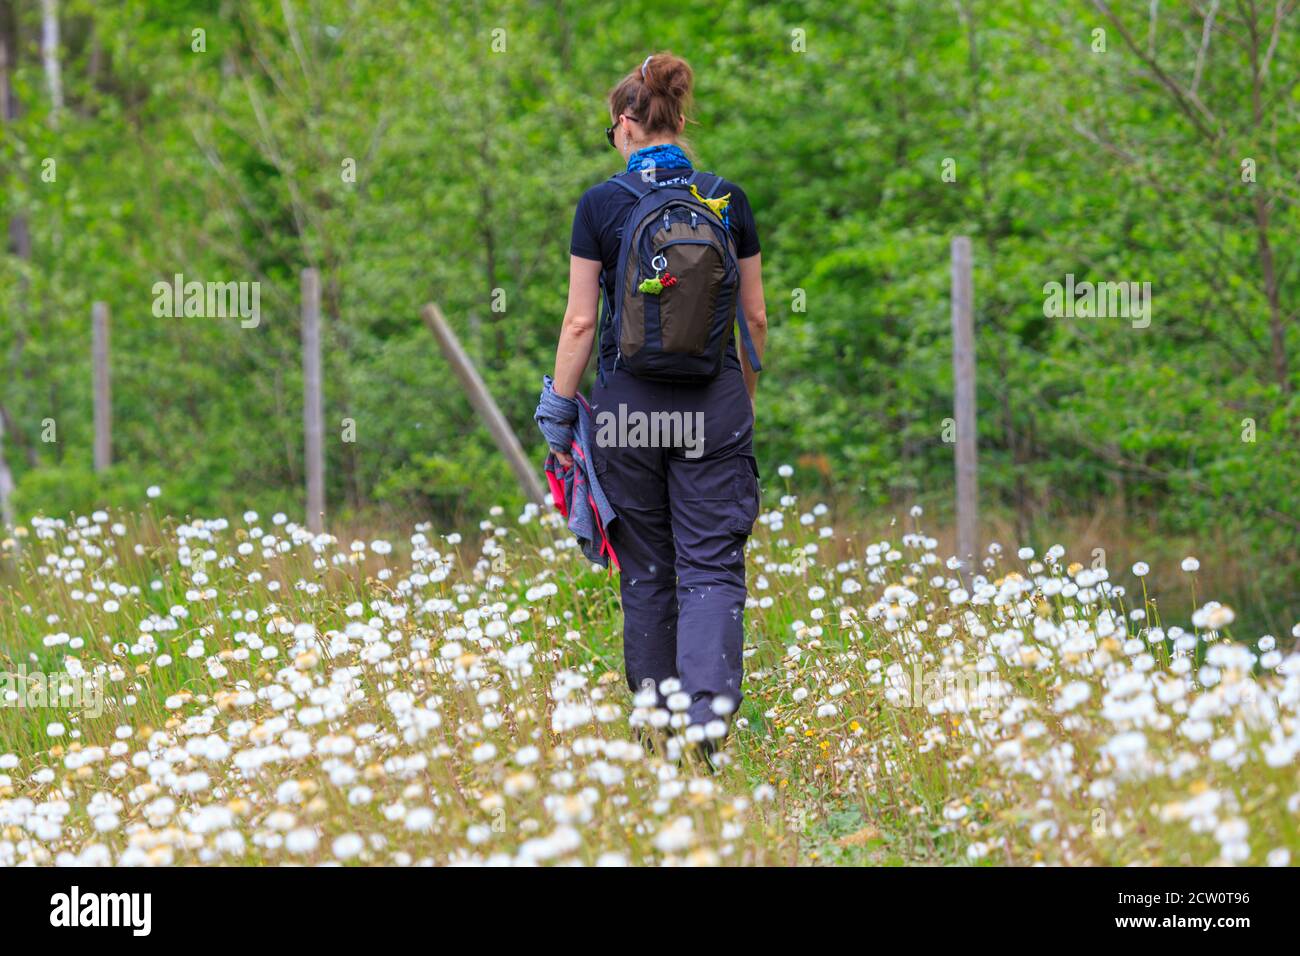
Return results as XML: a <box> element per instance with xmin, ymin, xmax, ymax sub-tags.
<box><xmin>950</xmin><ymin>236</ymin><xmax>978</xmax><ymax>569</ymax></box>
<box><xmin>302</xmin><ymin>268</ymin><xmax>325</xmax><ymax>533</ymax></box>
<box><xmin>92</xmin><ymin>301</ymin><xmax>111</xmax><ymax>471</ymax></box>
<box><xmin>421</xmin><ymin>303</ymin><xmax>548</xmax><ymax>506</ymax></box>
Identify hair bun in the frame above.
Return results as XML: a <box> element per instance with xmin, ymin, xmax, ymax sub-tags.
<box><xmin>608</xmin><ymin>51</ymin><xmax>695</xmax><ymax>141</ymax></box>
<box><xmin>642</xmin><ymin>52</ymin><xmax>692</xmax><ymax>102</ymax></box>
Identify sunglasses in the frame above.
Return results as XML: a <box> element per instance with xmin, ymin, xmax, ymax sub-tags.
<box><xmin>605</xmin><ymin>114</ymin><xmax>638</xmax><ymax>149</ymax></box>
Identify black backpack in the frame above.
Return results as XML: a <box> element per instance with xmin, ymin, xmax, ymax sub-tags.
<box><xmin>601</xmin><ymin>169</ymin><xmax>762</xmax><ymax>383</ymax></box>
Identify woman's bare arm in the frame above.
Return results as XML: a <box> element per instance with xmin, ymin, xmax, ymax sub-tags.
<box><xmin>548</xmin><ymin>256</ymin><xmax>603</xmax><ymax>467</ymax></box>
<box><xmin>737</xmin><ymin>253</ymin><xmax>768</xmax><ymax>406</ymax></box>
<box><xmin>552</xmin><ymin>256</ymin><xmax>603</xmax><ymax>399</ymax></box>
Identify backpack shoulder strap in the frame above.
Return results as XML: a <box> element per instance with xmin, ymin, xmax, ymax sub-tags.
<box><xmin>698</xmin><ymin>172</ymin><xmax>725</xmax><ymax>198</ymax></box>
<box><xmin>611</xmin><ymin>168</ymin><xmax>702</xmax><ymax>198</ymax></box>
<box><xmin>608</xmin><ymin>170</ymin><xmax>654</xmax><ymax>200</ymax></box>
<box><xmin>735</xmin><ymin>301</ymin><xmax>762</xmax><ymax>373</ymax></box>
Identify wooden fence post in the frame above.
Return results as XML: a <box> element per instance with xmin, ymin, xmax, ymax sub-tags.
<box><xmin>421</xmin><ymin>303</ymin><xmax>548</xmax><ymax>506</ymax></box>
<box><xmin>950</xmin><ymin>236</ymin><xmax>978</xmax><ymax>569</ymax></box>
<box><xmin>302</xmin><ymin>268</ymin><xmax>325</xmax><ymax>533</ymax></box>
<box><xmin>0</xmin><ymin>413</ymin><xmax>15</xmax><ymax>532</ymax></box>
<box><xmin>92</xmin><ymin>301</ymin><xmax>111</xmax><ymax>471</ymax></box>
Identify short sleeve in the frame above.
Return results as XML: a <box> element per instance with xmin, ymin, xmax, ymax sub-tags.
<box><xmin>569</xmin><ymin>190</ymin><xmax>602</xmax><ymax>261</ymax></box>
<box><xmin>728</xmin><ymin>183</ymin><xmax>761</xmax><ymax>258</ymax></box>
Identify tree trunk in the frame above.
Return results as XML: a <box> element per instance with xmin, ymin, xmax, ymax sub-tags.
<box><xmin>1</xmin><ymin>13</ymin><xmax>32</xmax><ymax>498</ymax></box>
<box><xmin>1243</xmin><ymin>0</ymin><xmax>1288</xmax><ymax>394</ymax></box>
<box><xmin>40</xmin><ymin>0</ymin><xmax>62</xmax><ymax>119</ymax></box>
<box><xmin>1253</xmin><ymin>192</ymin><xmax>1289</xmax><ymax>394</ymax></box>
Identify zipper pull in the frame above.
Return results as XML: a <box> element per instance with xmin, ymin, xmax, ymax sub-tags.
<box><xmin>691</xmin><ymin>211</ymin><xmax>698</xmax><ymax>229</ymax></box>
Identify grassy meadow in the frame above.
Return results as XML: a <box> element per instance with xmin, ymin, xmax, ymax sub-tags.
<box><xmin>1</xmin><ymin>475</ymin><xmax>1296</xmax><ymax>867</ymax></box>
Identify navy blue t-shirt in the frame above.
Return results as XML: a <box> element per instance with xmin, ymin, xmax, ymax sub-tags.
<box><xmin>570</xmin><ymin>165</ymin><xmax>760</xmax><ymax>370</ymax></box>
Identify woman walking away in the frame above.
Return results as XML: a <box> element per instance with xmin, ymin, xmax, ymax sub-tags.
<box><xmin>536</xmin><ymin>52</ymin><xmax>768</xmax><ymax>763</ymax></box>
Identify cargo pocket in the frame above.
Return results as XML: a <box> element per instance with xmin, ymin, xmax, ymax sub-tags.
<box><xmin>728</xmin><ymin>454</ymin><xmax>761</xmax><ymax>535</ymax></box>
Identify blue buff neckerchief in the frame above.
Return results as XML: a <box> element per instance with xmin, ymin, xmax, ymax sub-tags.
<box><xmin>625</xmin><ymin>143</ymin><xmax>692</xmax><ymax>174</ymax></box>
<box><xmin>624</xmin><ymin>143</ymin><xmax>730</xmax><ymax>228</ymax></box>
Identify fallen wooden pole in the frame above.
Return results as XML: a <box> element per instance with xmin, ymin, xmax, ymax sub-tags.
<box><xmin>421</xmin><ymin>303</ymin><xmax>548</xmax><ymax>506</ymax></box>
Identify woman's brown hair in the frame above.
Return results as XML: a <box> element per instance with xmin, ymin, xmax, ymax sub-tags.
<box><xmin>608</xmin><ymin>51</ymin><xmax>694</xmax><ymax>142</ymax></box>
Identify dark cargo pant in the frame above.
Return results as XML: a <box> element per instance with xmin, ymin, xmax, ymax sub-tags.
<box><xmin>590</xmin><ymin>364</ymin><xmax>760</xmax><ymax>727</ymax></box>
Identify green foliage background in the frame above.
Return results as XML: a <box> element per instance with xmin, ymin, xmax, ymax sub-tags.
<box><xmin>1</xmin><ymin>0</ymin><xmax>1297</xmax><ymax>628</ymax></box>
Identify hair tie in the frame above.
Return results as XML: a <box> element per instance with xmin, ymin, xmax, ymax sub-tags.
<box><xmin>640</xmin><ymin>55</ymin><xmax>653</xmax><ymax>79</ymax></box>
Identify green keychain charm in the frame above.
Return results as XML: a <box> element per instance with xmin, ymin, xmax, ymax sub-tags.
<box><xmin>639</xmin><ymin>254</ymin><xmax>671</xmax><ymax>295</ymax></box>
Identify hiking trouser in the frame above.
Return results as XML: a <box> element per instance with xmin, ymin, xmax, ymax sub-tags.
<box><xmin>590</xmin><ymin>363</ymin><xmax>760</xmax><ymax>726</ymax></box>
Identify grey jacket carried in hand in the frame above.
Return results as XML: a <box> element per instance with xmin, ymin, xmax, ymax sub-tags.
<box><xmin>542</xmin><ymin>392</ymin><xmax>619</xmax><ymax>570</ymax></box>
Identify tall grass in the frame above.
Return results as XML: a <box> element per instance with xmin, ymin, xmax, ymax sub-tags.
<box><xmin>0</xmin><ymin>482</ymin><xmax>1296</xmax><ymax>866</ymax></box>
